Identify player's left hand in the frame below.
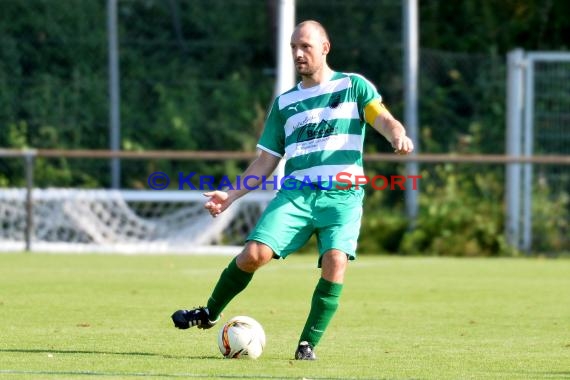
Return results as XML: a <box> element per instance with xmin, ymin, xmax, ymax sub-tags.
<box><xmin>392</xmin><ymin>135</ymin><xmax>414</xmax><ymax>155</ymax></box>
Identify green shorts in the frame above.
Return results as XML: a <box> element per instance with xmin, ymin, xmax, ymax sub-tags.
<box><xmin>246</xmin><ymin>181</ymin><xmax>365</xmax><ymax>265</ymax></box>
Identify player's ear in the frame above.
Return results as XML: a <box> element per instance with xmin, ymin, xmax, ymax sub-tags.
<box><xmin>322</xmin><ymin>41</ymin><xmax>330</xmax><ymax>55</ymax></box>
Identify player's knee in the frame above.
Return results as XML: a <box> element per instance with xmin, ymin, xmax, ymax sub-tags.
<box><xmin>237</xmin><ymin>241</ymin><xmax>274</xmax><ymax>272</ymax></box>
<box><xmin>321</xmin><ymin>250</ymin><xmax>348</xmax><ymax>282</ymax></box>
<box><xmin>323</xmin><ymin>249</ymin><xmax>348</xmax><ymax>266</ymax></box>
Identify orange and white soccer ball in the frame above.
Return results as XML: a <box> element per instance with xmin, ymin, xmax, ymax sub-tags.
<box><xmin>217</xmin><ymin>316</ymin><xmax>266</xmax><ymax>359</ymax></box>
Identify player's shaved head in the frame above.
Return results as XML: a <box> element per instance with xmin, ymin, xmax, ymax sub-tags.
<box><xmin>290</xmin><ymin>20</ymin><xmax>333</xmax><ymax>86</ymax></box>
<box><xmin>293</xmin><ymin>20</ymin><xmax>330</xmax><ymax>43</ymax></box>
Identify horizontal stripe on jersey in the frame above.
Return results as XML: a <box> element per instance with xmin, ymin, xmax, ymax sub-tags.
<box><xmin>285</xmin><ymin>133</ymin><xmax>363</xmax><ymax>159</ymax></box>
<box><xmin>285</xmin><ymin>149</ymin><xmax>363</xmax><ymax>177</ymax></box>
<box><xmin>284</xmin><ymin>119</ymin><xmax>364</xmax><ymax>151</ymax></box>
<box><xmin>278</xmin><ymin>75</ymin><xmax>353</xmax><ymax>111</ymax></box>
<box><xmin>284</xmin><ymin>100</ymin><xmax>359</xmax><ymax>139</ymax></box>
<box><xmin>288</xmin><ymin>164</ymin><xmax>365</xmax><ymax>184</ymax></box>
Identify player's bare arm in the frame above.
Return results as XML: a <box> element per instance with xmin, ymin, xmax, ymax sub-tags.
<box><xmin>365</xmin><ymin>100</ymin><xmax>414</xmax><ymax>154</ymax></box>
<box><xmin>204</xmin><ymin>150</ymin><xmax>281</xmax><ymax>217</ymax></box>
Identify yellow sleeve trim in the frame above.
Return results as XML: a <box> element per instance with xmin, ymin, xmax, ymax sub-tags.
<box><xmin>364</xmin><ymin>100</ymin><xmax>387</xmax><ymax>126</ymax></box>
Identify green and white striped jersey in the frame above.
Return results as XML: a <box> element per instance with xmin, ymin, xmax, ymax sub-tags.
<box><xmin>258</xmin><ymin>71</ymin><xmax>381</xmax><ymax>184</ymax></box>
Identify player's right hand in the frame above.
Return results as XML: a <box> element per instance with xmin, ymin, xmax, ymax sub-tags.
<box><xmin>204</xmin><ymin>191</ymin><xmax>231</xmax><ymax>217</ymax></box>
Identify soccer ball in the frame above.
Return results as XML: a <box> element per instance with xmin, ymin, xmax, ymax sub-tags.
<box><xmin>217</xmin><ymin>316</ymin><xmax>266</xmax><ymax>359</ymax></box>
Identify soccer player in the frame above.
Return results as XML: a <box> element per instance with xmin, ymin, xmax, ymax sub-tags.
<box><xmin>171</xmin><ymin>20</ymin><xmax>414</xmax><ymax>360</ymax></box>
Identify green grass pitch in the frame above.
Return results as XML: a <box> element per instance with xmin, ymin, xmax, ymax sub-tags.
<box><xmin>0</xmin><ymin>253</ymin><xmax>569</xmax><ymax>380</ymax></box>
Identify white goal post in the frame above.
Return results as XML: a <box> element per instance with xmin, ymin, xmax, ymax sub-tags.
<box><xmin>0</xmin><ymin>189</ymin><xmax>275</xmax><ymax>254</ymax></box>
<box><xmin>505</xmin><ymin>49</ymin><xmax>570</xmax><ymax>253</ymax></box>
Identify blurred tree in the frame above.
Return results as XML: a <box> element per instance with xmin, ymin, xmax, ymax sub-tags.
<box><xmin>420</xmin><ymin>0</ymin><xmax>570</xmax><ymax>53</ymax></box>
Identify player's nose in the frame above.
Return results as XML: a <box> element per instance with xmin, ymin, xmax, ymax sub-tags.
<box><xmin>292</xmin><ymin>48</ymin><xmax>303</xmax><ymax>59</ymax></box>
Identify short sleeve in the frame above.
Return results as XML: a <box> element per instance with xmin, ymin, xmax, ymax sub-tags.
<box><xmin>351</xmin><ymin>74</ymin><xmax>382</xmax><ymax>120</ymax></box>
<box><xmin>257</xmin><ymin>98</ymin><xmax>286</xmax><ymax>157</ymax></box>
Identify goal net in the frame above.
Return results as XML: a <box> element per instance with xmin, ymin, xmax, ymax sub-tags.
<box><xmin>0</xmin><ymin>189</ymin><xmax>274</xmax><ymax>254</ymax></box>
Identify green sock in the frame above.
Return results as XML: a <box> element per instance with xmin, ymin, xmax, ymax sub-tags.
<box><xmin>206</xmin><ymin>257</ymin><xmax>253</xmax><ymax>321</ymax></box>
<box><xmin>299</xmin><ymin>278</ymin><xmax>343</xmax><ymax>347</ymax></box>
